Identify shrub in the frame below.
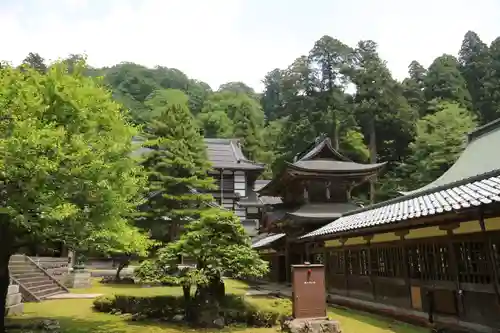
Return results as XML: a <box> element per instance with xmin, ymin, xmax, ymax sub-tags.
<box><xmin>100</xmin><ymin>276</ymin><xmax>135</xmax><ymax>285</ymax></box>
<box><xmin>93</xmin><ymin>293</ymin><xmax>290</xmax><ymax>327</ymax></box>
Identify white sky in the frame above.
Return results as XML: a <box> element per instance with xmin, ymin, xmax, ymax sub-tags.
<box><xmin>1</xmin><ymin>0</ymin><xmax>498</xmax><ymax>91</ymax></box>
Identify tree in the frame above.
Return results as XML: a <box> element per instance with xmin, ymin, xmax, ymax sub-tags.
<box><xmin>479</xmin><ymin>37</ymin><xmax>500</xmax><ymax>124</ymax></box>
<box><xmin>349</xmin><ymin>40</ymin><xmax>416</xmax><ymax>202</ymax></box>
<box><xmin>402</xmin><ymin>60</ymin><xmax>427</xmax><ymax>116</ymax></box>
<box><xmin>87</xmin><ymin>225</ymin><xmax>156</xmax><ymax>281</ymax></box>
<box><xmin>402</xmin><ymin>102</ymin><xmax>477</xmax><ymax>190</ymax></box>
<box><xmin>309</xmin><ymin>35</ymin><xmax>352</xmax><ymax>149</ymax></box>
<box><xmin>0</xmin><ymin>62</ymin><xmax>147</xmax><ymax>331</ymax></box>
<box><xmin>261</xmin><ymin>68</ymin><xmax>285</xmax><ymax>121</ymax></box>
<box><xmin>21</xmin><ymin>52</ymin><xmax>47</xmax><ymax>73</ymax></box>
<box><xmin>136</xmin><ymin>209</ymin><xmax>268</xmax><ymax>324</ymax></box>
<box><xmin>145</xmin><ymin>88</ymin><xmax>190</xmax><ymax>122</ymax></box>
<box><xmin>218</xmin><ymin>81</ymin><xmax>257</xmax><ymax>99</ymax></box>
<box><xmin>139</xmin><ymin>100</ymin><xmax>216</xmax><ymax>244</ymax></box>
<box><xmin>424</xmin><ymin>54</ymin><xmax>472</xmax><ymax>110</ymax></box>
<box><xmin>459</xmin><ymin>31</ymin><xmax>490</xmax><ymax>122</ymax></box>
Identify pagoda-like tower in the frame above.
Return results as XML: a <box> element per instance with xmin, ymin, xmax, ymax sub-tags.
<box><xmin>252</xmin><ymin>136</ymin><xmax>385</xmax><ymax>283</ymax></box>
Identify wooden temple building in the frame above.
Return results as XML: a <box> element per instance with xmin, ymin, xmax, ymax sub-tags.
<box><xmin>253</xmin><ymin>119</ymin><xmax>500</xmax><ymax>331</ymax></box>
<box><xmin>250</xmin><ymin>136</ymin><xmax>385</xmax><ymax>283</ymax></box>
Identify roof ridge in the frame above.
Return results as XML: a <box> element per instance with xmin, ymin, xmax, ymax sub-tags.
<box><xmin>340</xmin><ymin>168</ymin><xmax>500</xmax><ymax>218</ymax></box>
<box><xmin>468</xmin><ymin>118</ymin><xmax>500</xmax><ymax>142</ymax></box>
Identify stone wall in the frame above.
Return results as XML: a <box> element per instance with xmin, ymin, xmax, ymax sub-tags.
<box><xmin>6</xmin><ymin>283</ymin><xmax>23</xmax><ymax>316</ymax></box>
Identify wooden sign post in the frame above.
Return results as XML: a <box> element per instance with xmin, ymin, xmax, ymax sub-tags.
<box><xmin>282</xmin><ymin>262</ymin><xmax>340</xmax><ymax>333</ymax></box>
<box><xmin>292</xmin><ymin>263</ymin><xmax>327</xmax><ymax>319</ymax></box>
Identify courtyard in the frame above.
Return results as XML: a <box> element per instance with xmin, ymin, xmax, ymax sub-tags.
<box><xmin>7</xmin><ymin>278</ymin><xmax>426</xmax><ymax>333</ymax></box>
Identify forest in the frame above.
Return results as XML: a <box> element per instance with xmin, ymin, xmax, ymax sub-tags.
<box><xmin>9</xmin><ymin>30</ymin><xmax>499</xmax><ymax>204</ymax></box>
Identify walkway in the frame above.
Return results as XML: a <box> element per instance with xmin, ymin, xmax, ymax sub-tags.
<box><xmin>45</xmin><ymin>293</ymin><xmax>103</xmax><ymax>300</ymax></box>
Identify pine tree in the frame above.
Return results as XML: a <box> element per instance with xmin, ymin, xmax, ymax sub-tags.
<box><xmin>140</xmin><ymin>101</ymin><xmax>216</xmax><ymax>243</ymax></box>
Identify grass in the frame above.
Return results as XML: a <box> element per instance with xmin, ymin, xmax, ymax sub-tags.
<box><xmin>7</xmin><ymin>278</ymin><xmax>427</xmax><ymax>333</ymax></box>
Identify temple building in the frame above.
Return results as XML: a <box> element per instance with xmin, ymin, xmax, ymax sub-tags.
<box><xmin>204</xmin><ymin>138</ymin><xmax>265</xmax><ymax>235</ymax></box>
<box><xmin>300</xmin><ymin>119</ymin><xmax>500</xmax><ymax>331</ymax></box>
<box><xmin>132</xmin><ymin>137</ymin><xmax>265</xmax><ymax>236</ymax></box>
<box><xmin>251</xmin><ymin>136</ymin><xmax>385</xmax><ymax>283</ymax></box>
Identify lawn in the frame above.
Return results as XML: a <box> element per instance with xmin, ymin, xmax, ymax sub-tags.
<box><xmin>7</xmin><ymin>279</ymin><xmax>427</xmax><ymax>333</ymax></box>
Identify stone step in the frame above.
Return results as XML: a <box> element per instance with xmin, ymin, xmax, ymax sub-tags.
<box><xmin>34</xmin><ymin>285</ymin><xmax>64</xmax><ymax>298</ymax></box>
<box><xmin>16</xmin><ymin>275</ymin><xmax>47</xmax><ymax>283</ymax></box>
<box><xmin>24</xmin><ymin>281</ymin><xmax>57</xmax><ymax>290</ymax></box>
<box><xmin>42</xmin><ymin>290</ymin><xmax>67</xmax><ymax>299</ymax></box>
<box><xmin>13</xmin><ymin>271</ymin><xmax>45</xmax><ymax>278</ymax></box>
<box><xmin>9</xmin><ymin>268</ymin><xmax>41</xmax><ymax>275</ymax></box>
<box><xmin>22</xmin><ymin>279</ymin><xmax>54</xmax><ymax>288</ymax></box>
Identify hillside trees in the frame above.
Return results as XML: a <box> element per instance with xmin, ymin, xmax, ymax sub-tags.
<box><xmin>0</xmin><ymin>62</ymin><xmax>150</xmax><ymax>331</ymax></box>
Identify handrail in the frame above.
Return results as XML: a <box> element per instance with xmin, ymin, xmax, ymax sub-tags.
<box><xmin>8</xmin><ymin>274</ymin><xmax>41</xmax><ymax>302</ymax></box>
<box><xmin>24</xmin><ymin>255</ymin><xmax>70</xmax><ymax>293</ymax></box>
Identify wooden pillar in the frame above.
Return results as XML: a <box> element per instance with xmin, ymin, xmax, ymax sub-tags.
<box><xmin>396</xmin><ymin>230</ymin><xmax>411</xmax><ymax>308</ymax></box>
<box><xmin>341</xmin><ymin>238</ymin><xmax>348</xmax><ymax>294</ymax></box>
<box><xmin>364</xmin><ymin>235</ymin><xmax>376</xmax><ymax>300</ymax></box>
<box><xmin>439</xmin><ymin>223</ymin><xmax>462</xmax><ymax>316</ymax></box>
<box><xmin>479</xmin><ymin>209</ymin><xmax>500</xmax><ymax>306</ymax></box>
<box><xmin>285</xmin><ymin>237</ymin><xmax>291</xmax><ymax>284</ymax></box>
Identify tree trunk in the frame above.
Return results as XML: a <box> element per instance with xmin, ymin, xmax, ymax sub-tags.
<box><xmin>369</xmin><ymin>117</ymin><xmax>377</xmax><ymax>204</ymax></box>
<box><xmin>0</xmin><ymin>250</ymin><xmax>12</xmax><ymax>333</ymax></box>
<box><xmin>115</xmin><ymin>260</ymin><xmax>128</xmax><ymax>281</ymax></box>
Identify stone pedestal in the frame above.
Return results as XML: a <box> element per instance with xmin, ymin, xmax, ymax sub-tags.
<box><xmin>64</xmin><ymin>270</ymin><xmax>91</xmax><ymax>288</ymax></box>
<box><xmin>6</xmin><ymin>284</ymin><xmax>24</xmax><ymax>316</ymax></box>
<box><xmin>282</xmin><ymin>318</ymin><xmax>341</xmax><ymax>333</ymax></box>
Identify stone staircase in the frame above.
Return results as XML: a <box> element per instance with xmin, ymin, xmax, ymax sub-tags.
<box><xmin>8</xmin><ymin>254</ymin><xmax>69</xmax><ymax>302</ymax></box>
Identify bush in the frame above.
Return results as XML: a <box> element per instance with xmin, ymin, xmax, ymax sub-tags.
<box><xmin>100</xmin><ymin>276</ymin><xmax>136</xmax><ymax>284</ymax></box>
<box><xmin>134</xmin><ymin>259</ymin><xmax>181</xmax><ymax>286</ymax></box>
<box><xmin>93</xmin><ymin>293</ymin><xmax>290</xmax><ymax>327</ymax></box>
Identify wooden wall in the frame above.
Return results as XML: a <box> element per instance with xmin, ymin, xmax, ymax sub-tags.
<box><xmin>323</xmin><ymin>220</ymin><xmax>500</xmax><ymax>329</ymax></box>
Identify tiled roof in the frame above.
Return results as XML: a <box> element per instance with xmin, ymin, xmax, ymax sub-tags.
<box><xmin>288</xmin><ymin>160</ymin><xmax>386</xmax><ymax>173</ymax></box>
<box><xmin>288</xmin><ymin>203</ymin><xmax>360</xmax><ymax>220</ymax></box>
<box><xmin>252</xmin><ymin>233</ymin><xmax>286</xmax><ymax>249</ymax></box>
<box><xmin>131</xmin><ymin>137</ymin><xmax>264</xmax><ymax>171</ymax></box>
<box><xmin>205</xmin><ymin>138</ymin><xmax>265</xmax><ymax>170</ymax></box>
<box><xmin>302</xmin><ymin>172</ymin><xmax>500</xmax><ymax>239</ymax></box>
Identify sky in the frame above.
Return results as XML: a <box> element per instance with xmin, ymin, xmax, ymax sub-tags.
<box><xmin>1</xmin><ymin>0</ymin><xmax>499</xmax><ymax>92</ymax></box>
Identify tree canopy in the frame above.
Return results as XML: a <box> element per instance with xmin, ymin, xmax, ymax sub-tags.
<box><xmin>0</xmin><ymin>61</ymin><xmax>149</xmax><ymax>330</ymax></box>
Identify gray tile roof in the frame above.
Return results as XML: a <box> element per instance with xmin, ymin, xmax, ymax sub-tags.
<box><xmin>205</xmin><ymin>138</ymin><xmax>265</xmax><ymax>170</ymax></box>
<box><xmin>301</xmin><ymin>172</ymin><xmax>500</xmax><ymax>239</ymax></box>
<box><xmin>402</xmin><ymin>118</ymin><xmax>500</xmax><ymax>195</ymax></box>
<box><xmin>132</xmin><ymin>137</ymin><xmax>264</xmax><ymax>171</ymax></box>
<box><xmin>252</xmin><ymin>233</ymin><xmax>286</xmax><ymax>249</ymax></box>
<box><xmin>288</xmin><ymin>203</ymin><xmax>360</xmax><ymax>220</ymax></box>
<box><xmin>289</xmin><ymin>160</ymin><xmax>386</xmax><ymax>173</ymax></box>
<box><xmin>260</xmin><ymin>196</ymin><xmax>283</xmax><ymax>205</ymax></box>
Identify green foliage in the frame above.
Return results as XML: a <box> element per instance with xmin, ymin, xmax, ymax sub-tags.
<box><xmin>93</xmin><ymin>293</ymin><xmax>288</xmax><ymax>327</ymax></box>
<box><xmin>197</xmin><ymin>91</ymin><xmax>265</xmax><ymax>160</ymax></box>
<box><xmin>139</xmin><ymin>100</ymin><xmax>216</xmax><ymax>243</ymax></box>
<box><xmin>0</xmin><ymin>61</ymin><xmax>146</xmax><ymax>253</ymax></box>
<box><xmin>424</xmin><ymin>54</ymin><xmax>472</xmax><ymax>110</ymax></box>
<box><xmin>402</xmin><ymin>102</ymin><xmax>477</xmax><ymax>189</ymax></box>
<box><xmin>142</xmin><ymin>209</ymin><xmax>268</xmax><ymax>290</ymax></box>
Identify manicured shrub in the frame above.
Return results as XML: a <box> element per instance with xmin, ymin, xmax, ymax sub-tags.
<box><xmin>92</xmin><ymin>293</ymin><xmax>290</xmax><ymax>328</ymax></box>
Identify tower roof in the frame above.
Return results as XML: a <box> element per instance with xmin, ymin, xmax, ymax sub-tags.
<box><xmin>402</xmin><ymin>118</ymin><xmax>500</xmax><ymax>195</ymax></box>
<box><xmin>258</xmin><ymin>137</ymin><xmax>385</xmax><ymax>196</ymax></box>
